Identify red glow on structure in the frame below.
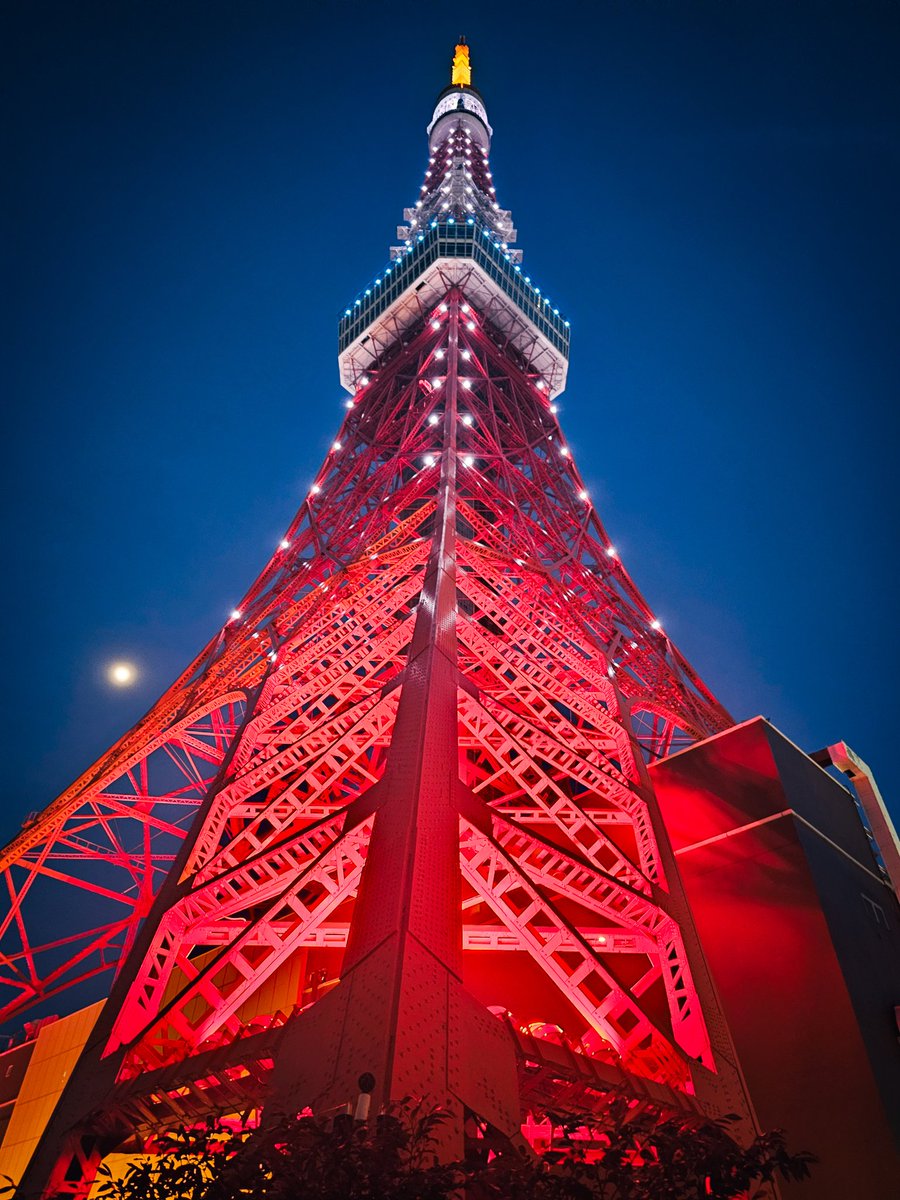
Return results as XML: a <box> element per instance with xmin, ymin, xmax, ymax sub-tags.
<box><xmin>70</xmin><ymin>291</ymin><xmax>722</xmax><ymax>1099</ymax></box>
<box><xmin>5</xmin><ymin>289</ymin><xmax>735</xmax><ymax>1188</ymax></box>
<box><xmin>7</xmin><ymin>68</ymin><xmax>753</xmax><ymax>1194</ymax></box>
<box><xmin>0</xmin><ymin>293</ymin><xmax>729</xmax><ymax>1078</ymax></box>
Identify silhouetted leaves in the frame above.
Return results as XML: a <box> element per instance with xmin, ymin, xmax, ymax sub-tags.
<box><xmin>91</xmin><ymin>1097</ymin><xmax>815</xmax><ymax>1200</ymax></box>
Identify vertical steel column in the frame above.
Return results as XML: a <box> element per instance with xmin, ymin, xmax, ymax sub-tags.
<box><xmin>341</xmin><ymin>291</ymin><xmax>462</xmax><ymax>977</ymax></box>
<box><xmin>269</xmin><ymin>295</ymin><xmax>472</xmax><ymax>1150</ymax></box>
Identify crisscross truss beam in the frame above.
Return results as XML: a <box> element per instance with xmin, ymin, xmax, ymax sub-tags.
<box><xmin>2</xmin><ymin>279</ymin><xmax>731</xmax><ymax>1105</ymax></box>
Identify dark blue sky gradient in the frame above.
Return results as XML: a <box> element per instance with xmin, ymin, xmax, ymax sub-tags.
<box><xmin>5</xmin><ymin>0</ymin><xmax>899</xmax><ymax>841</ymax></box>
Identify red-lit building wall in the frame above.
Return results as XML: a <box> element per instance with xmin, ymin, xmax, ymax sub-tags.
<box><xmin>650</xmin><ymin>717</ymin><xmax>900</xmax><ymax>1197</ymax></box>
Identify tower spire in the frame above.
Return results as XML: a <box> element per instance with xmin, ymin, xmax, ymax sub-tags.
<box><xmin>451</xmin><ymin>39</ymin><xmax>471</xmax><ymax>88</ymax></box>
<box><xmin>390</xmin><ymin>44</ymin><xmax>520</xmax><ymax>262</ymax></box>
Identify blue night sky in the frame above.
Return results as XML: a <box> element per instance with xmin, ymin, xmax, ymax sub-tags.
<box><xmin>5</xmin><ymin>0</ymin><xmax>900</xmax><ymax>840</ymax></box>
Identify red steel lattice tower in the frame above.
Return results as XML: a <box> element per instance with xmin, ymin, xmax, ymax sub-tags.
<box><xmin>9</xmin><ymin>44</ymin><xmax>758</xmax><ymax>1196</ymax></box>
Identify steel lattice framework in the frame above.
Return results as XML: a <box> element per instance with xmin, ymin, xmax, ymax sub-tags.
<box><xmin>8</xmin><ymin>46</ymin><xmax>755</xmax><ymax>1199</ymax></box>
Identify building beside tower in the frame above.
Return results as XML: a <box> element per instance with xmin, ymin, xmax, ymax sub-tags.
<box><xmin>1</xmin><ymin>42</ymin><xmax>898</xmax><ymax>1199</ymax></box>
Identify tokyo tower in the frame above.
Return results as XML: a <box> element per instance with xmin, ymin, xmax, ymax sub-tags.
<box><xmin>4</xmin><ymin>40</ymin><xmax>818</xmax><ymax>1195</ymax></box>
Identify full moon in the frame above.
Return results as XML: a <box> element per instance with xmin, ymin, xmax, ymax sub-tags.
<box><xmin>107</xmin><ymin>661</ymin><xmax>137</xmax><ymax>687</ymax></box>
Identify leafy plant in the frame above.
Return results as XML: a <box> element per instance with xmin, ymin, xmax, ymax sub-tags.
<box><xmin>87</xmin><ymin>1096</ymin><xmax>814</xmax><ymax>1200</ymax></box>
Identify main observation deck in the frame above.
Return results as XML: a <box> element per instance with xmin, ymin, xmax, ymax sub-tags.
<box><xmin>338</xmin><ymin>218</ymin><xmax>571</xmax><ymax>399</ymax></box>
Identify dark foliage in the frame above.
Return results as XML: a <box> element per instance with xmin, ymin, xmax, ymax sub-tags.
<box><xmin>91</xmin><ymin>1097</ymin><xmax>815</xmax><ymax>1200</ymax></box>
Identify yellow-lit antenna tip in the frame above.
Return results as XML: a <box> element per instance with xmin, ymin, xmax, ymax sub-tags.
<box><xmin>451</xmin><ymin>41</ymin><xmax>471</xmax><ymax>88</ymax></box>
